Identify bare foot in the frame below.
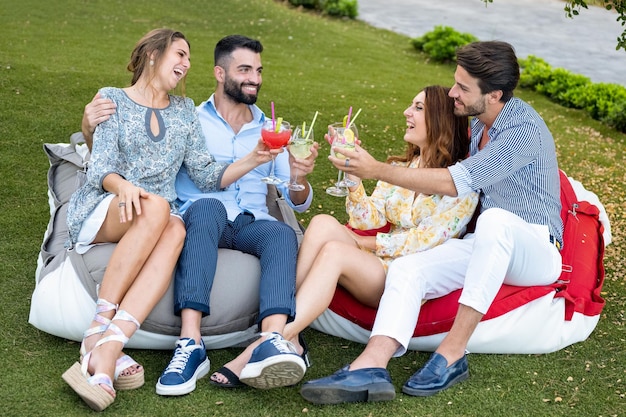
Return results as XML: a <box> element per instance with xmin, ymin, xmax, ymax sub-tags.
<box><xmin>118</xmin><ymin>363</ymin><xmax>143</xmax><ymax>377</ymax></box>
<box><xmin>210</xmin><ymin>337</ymin><xmax>264</xmax><ymax>384</ymax></box>
<box><xmin>85</xmin><ymin>349</ymin><xmax>117</xmax><ymax>398</ymax></box>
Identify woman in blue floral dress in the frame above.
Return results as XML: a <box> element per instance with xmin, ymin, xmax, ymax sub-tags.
<box><xmin>62</xmin><ymin>28</ymin><xmax>271</xmax><ymax>411</ymax></box>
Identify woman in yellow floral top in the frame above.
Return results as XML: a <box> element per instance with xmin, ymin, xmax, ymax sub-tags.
<box><xmin>282</xmin><ymin>85</ymin><xmax>479</xmax><ymax>354</ymax></box>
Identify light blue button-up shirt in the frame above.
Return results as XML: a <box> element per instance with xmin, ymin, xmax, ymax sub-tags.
<box><xmin>175</xmin><ymin>94</ymin><xmax>313</xmax><ymax>220</ymax></box>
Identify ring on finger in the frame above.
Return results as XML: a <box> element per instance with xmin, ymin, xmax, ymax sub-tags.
<box><xmin>118</xmin><ymin>202</ymin><xmax>126</xmax><ymax>207</ymax></box>
<box><xmin>345</xmin><ymin>158</ymin><xmax>350</xmax><ymax>168</ymax></box>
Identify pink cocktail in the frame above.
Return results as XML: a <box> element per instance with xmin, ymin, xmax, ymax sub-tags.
<box><xmin>260</xmin><ymin>119</ymin><xmax>291</xmax><ymax>184</ymax></box>
<box><xmin>261</xmin><ymin>128</ymin><xmax>291</xmax><ymax>149</ymax></box>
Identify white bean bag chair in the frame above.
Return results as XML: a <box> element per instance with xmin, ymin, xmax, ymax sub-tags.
<box><xmin>311</xmin><ymin>170</ymin><xmax>611</xmax><ymax>354</ymax></box>
<box><xmin>29</xmin><ymin>133</ymin><xmax>303</xmax><ymax>350</ymax></box>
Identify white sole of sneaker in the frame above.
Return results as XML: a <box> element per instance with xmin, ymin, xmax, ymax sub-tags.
<box><xmin>239</xmin><ymin>354</ymin><xmax>306</xmax><ymax>389</ymax></box>
<box><xmin>155</xmin><ymin>358</ymin><xmax>210</xmax><ymax>396</ymax></box>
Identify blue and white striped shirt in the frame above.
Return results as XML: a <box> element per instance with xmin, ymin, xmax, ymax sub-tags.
<box><xmin>448</xmin><ymin>97</ymin><xmax>563</xmax><ymax>244</ymax></box>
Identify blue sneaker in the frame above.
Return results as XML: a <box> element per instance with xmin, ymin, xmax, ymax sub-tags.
<box><xmin>239</xmin><ymin>332</ymin><xmax>306</xmax><ymax>389</ymax></box>
<box><xmin>156</xmin><ymin>338</ymin><xmax>210</xmax><ymax>396</ymax></box>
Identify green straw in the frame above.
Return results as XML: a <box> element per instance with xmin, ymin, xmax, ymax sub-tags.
<box><xmin>305</xmin><ymin>111</ymin><xmax>319</xmax><ymax>140</ymax></box>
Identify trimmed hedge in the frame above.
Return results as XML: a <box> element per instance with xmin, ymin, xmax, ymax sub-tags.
<box><xmin>520</xmin><ymin>56</ymin><xmax>626</xmax><ymax>132</ymax></box>
<box><xmin>288</xmin><ymin>0</ymin><xmax>358</xmax><ymax>18</ymax></box>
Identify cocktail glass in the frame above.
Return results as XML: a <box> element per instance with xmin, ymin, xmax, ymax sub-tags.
<box><xmin>261</xmin><ymin>119</ymin><xmax>292</xmax><ymax>185</ymax></box>
<box><xmin>326</xmin><ymin>122</ymin><xmax>358</xmax><ymax>197</ymax></box>
<box><xmin>287</xmin><ymin>126</ymin><xmax>313</xmax><ymax>191</ymax></box>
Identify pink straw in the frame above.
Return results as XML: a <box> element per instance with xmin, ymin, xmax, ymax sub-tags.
<box><xmin>345</xmin><ymin>106</ymin><xmax>353</xmax><ymax>128</ymax></box>
<box><xmin>271</xmin><ymin>102</ymin><xmax>276</xmax><ymax>131</ymax></box>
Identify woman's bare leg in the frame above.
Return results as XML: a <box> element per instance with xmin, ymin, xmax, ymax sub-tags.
<box><xmin>295</xmin><ymin>214</ymin><xmax>356</xmax><ymax>289</ymax></box>
<box><xmin>82</xmin><ymin>195</ymin><xmax>171</xmax><ymax>353</ymax></box>
<box><xmin>284</xmin><ymin>241</ymin><xmax>386</xmax><ymax>342</ymax></box>
<box><xmin>95</xmin><ymin>194</ymin><xmax>171</xmax><ymax>304</ymax></box>
<box><xmin>211</xmin><ymin>234</ymin><xmax>386</xmax><ymax>384</ymax></box>
<box><xmin>83</xmin><ymin>200</ymin><xmax>185</xmax><ymax>391</ymax></box>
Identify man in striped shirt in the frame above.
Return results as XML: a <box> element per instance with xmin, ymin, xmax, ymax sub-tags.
<box><xmin>301</xmin><ymin>41</ymin><xmax>563</xmax><ymax>404</ymax></box>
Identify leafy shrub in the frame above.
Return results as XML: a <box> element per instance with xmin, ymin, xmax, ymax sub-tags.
<box><xmin>605</xmin><ymin>99</ymin><xmax>626</xmax><ymax>132</ymax></box>
<box><xmin>519</xmin><ymin>56</ymin><xmax>558</xmax><ymax>90</ymax></box>
<box><xmin>289</xmin><ymin>0</ymin><xmax>357</xmax><ymax>18</ymax></box>
<box><xmin>321</xmin><ymin>0</ymin><xmax>358</xmax><ymax>18</ymax></box>
<box><xmin>579</xmin><ymin>83</ymin><xmax>626</xmax><ymax>125</ymax></box>
<box><xmin>411</xmin><ymin>26</ymin><xmax>478</xmax><ymax>63</ymax></box>
<box><xmin>288</xmin><ymin>0</ymin><xmax>319</xmax><ymax>8</ymax></box>
<box><xmin>519</xmin><ymin>56</ymin><xmax>626</xmax><ymax>132</ymax></box>
<box><xmin>537</xmin><ymin>69</ymin><xmax>590</xmax><ymax>106</ymax></box>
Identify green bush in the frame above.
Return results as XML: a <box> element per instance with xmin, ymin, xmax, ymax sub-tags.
<box><xmin>580</xmin><ymin>83</ymin><xmax>626</xmax><ymax>126</ymax></box>
<box><xmin>411</xmin><ymin>26</ymin><xmax>478</xmax><ymax>63</ymax></box>
<box><xmin>537</xmin><ymin>69</ymin><xmax>590</xmax><ymax>106</ymax></box>
<box><xmin>518</xmin><ymin>56</ymin><xmax>553</xmax><ymax>89</ymax></box>
<box><xmin>288</xmin><ymin>0</ymin><xmax>357</xmax><ymax>18</ymax></box>
<box><xmin>605</xmin><ymin>99</ymin><xmax>626</xmax><ymax>132</ymax></box>
<box><xmin>519</xmin><ymin>56</ymin><xmax>626</xmax><ymax>132</ymax></box>
<box><xmin>321</xmin><ymin>0</ymin><xmax>358</xmax><ymax>18</ymax></box>
<box><xmin>520</xmin><ymin>56</ymin><xmax>591</xmax><ymax>107</ymax></box>
<box><xmin>288</xmin><ymin>0</ymin><xmax>319</xmax><ymax>8</ymax></box>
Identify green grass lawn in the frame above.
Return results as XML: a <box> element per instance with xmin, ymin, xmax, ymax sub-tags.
<box><xmin>1</xmin><ymin>0</ymin><xmax>624</xmax><ymax>416</ymax></box>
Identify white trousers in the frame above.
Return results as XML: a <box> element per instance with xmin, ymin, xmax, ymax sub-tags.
<box><xmin>371</xmin><ymin>208</ymin><xmax>563</xmax><ymax>356</ymax></box>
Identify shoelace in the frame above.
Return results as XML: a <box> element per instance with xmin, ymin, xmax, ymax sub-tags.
<box><xmin>265</xmin><ymin>333</ymin><xmax>298</xmax><ymax>354</ymax></box>
<box><xmin>163</xmin><ymin>341</ymin><xmax>199</xmax><ymax>375</ymax></box>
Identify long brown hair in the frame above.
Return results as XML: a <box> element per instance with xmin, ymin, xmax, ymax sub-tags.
<box><xmin>127</xmin><ymin>28</ymin><xmax>190</xmax><ymax>94</ymax></box>
<box><xmin>387</xmin><ymin>85</ymin><xmax>469</xmax><ymax>168</ymax></box>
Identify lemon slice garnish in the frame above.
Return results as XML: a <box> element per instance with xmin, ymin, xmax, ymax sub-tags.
<box><xmin>343</xmin><ymin>128</ymin><xmax>355</xmax><ymax>144</ymax></box>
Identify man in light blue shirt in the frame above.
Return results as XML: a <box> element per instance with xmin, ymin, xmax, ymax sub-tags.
<box><xmin>83</xmin><ymin>35</ymin><xmax>318</xmax><ymax>395</ymax></box>
<box><xmin>175</xmin><ymin>94</ymin><xmax>312</xmax><ymax>220</ymax></box>
<box><xmin>159</xmin><ymin>35</ymin><xmax>318</xmax><ymax>395</ymax></box>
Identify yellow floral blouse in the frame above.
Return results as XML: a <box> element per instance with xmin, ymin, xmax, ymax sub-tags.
<box><xmin>346</xmin><ymin>159</ymin><xmax>479</xmax><ymax>271</ymax></box>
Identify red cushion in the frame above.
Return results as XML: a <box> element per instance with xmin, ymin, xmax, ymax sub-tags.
<box><xmin>329</xmin><ymin>170</ymin><xmax>606</xmax><ymax>336</ymax></box>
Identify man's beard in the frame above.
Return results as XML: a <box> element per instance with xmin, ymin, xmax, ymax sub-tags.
<box><xmin>224</xmin><ymin>78</ymin><xmax>260</xmax><ymax>105</ymax></box>
<box><xmin>454</xmin><ymin>97</ymin><xmax>486</xmax><ymax>118</ymax></box>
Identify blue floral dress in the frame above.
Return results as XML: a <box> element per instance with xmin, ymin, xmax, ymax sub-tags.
<box><xmin>66</xmin><ymin>87</ymin><xmax>228</xmax><ymax>245</ymax></box>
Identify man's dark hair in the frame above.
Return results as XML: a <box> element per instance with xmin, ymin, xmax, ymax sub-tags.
<box><xmin>455</xmin><ymin>41</ymin><xmax>520</xmax><ymax>102</ymax></box>
<box><xmin>214</xmin><ymin>35</ymin><xmax>263</xmax><ymax>67</ymax></box>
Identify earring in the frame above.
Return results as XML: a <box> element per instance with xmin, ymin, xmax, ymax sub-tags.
<box><xmin>150</xmin><ymin>60</ymin><xmax>154</xmax><ymax>66</ymax></box>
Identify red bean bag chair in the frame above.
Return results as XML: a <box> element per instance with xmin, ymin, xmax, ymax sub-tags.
<box><xmin>311</xmin><ymin>170</ymin><xmax>609</xmax><ymax>354</ymax></box>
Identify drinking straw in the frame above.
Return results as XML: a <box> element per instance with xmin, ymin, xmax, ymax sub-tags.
<box><xmin>271</xmin><ymin>101</ymin><xmax>276</xmax><ymax>131</ymax></box>
<box><xmin>347</xmin><ymin>108</ymin><xmax>362</xmax><ymax>129</ymax></box>
<box><xmin>305</xmin><ymin>111</ymin><xmax>319</xmax><ymax>141</ymax></box>
<box><xmin>345</xmin><ymin>106</ymin><xmax>353</xmax><ymax>128</ymax></box>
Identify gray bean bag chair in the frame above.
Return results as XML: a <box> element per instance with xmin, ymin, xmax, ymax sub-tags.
<box><xmin>29</xmin><ymin>132</ymin><xmax>303</xmax><ymax>350</ymax></box>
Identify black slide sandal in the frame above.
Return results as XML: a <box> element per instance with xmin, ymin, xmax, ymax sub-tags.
<box><xmin>209</xmin><ymin>366</ymin><xmax>245</xmax><ymax>388</ymax></box>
